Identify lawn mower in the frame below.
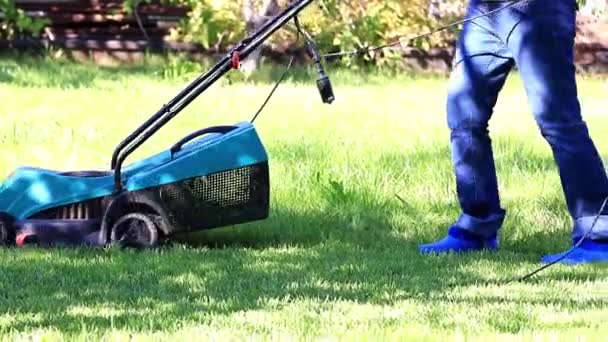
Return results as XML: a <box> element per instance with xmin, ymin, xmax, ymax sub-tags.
<box><xmin>0</xmin><ymin>0</ymin><xmax>332</xmax><ymax>248</ymax></box>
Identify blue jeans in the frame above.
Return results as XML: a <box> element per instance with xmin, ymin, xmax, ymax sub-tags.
<box><xmin>447</xmin><ymin>0</ymin><xmax>608</xmax><ymax>241</ymax></box>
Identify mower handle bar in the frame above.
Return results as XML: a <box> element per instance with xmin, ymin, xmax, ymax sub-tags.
<box><xmin>110</xmin><ymin>0</ymin><xmax>315</xmax><ymax>193</ymax></box>
<box><xmin>169</xmin><ymin>125</ymin><xmax>237</xmax><ymax>155</ymax></box>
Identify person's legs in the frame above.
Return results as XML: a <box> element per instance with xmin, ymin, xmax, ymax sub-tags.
<box><xmin>418</xmin><ymin>1</ymin><xmax>514</xmax><ymax>254</ymax></box>
<box><xmin>506</xmin><ymin>0</ymin><xmax>608</xmax><ymax>263</ymax></box>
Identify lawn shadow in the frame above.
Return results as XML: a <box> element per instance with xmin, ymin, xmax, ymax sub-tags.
<box><xmin>2</xmin><ymin>201</ymin><xmax>605</xmax><ymax>335</ymax></box>
<box><xmin>2</xmin><ymin>137</ymin><xmax>606</xmax><ymax>334</ymax></box>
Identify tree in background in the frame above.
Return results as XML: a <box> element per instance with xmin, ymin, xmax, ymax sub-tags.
<box><xmin>427</xmin><ymin>0</ymin><xmax>465</xmax><ymax>20</ymax></box>
<box><xmin>0</xmin><ymin>0</ymin><xmax>47</xmax><ymax>42</ymax></box>
<box><xmin>427</xmin><ymin>0</ymin><xmax>607</xmax><ymax>19</ymax></box>
<box><xmin>241</xmin><ymin>0</ymin><xmax>281</xmax><ymax>74</ymax></box>
<box><xmin>579</xmin><ymin>0</ymin><xmax>607</xmax><ymax>17</ymax></box>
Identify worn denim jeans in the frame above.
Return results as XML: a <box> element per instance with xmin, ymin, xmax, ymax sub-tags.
<box><xmin>447</xmin><ymin>0</ymin><xmax>608</xmax><ymax>241</ymax></box>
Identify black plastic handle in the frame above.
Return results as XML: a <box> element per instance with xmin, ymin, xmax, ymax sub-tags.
<box><xmin>317</xmin><ymin>74</ymin><xmax>334</xmax><ymax>104</ymax></box>
<box><xmin>170</xmin><ymin>125</ymin><xmax>238</xmax><ymax>155</ymax></box>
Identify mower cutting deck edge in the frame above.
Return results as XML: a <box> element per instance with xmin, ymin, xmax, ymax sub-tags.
<box><xmin>0</xmin><ymin>0</ymin><xmax>332</xmax><ymax>249</ymax></box>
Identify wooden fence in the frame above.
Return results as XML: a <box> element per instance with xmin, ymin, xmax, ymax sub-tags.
<box><xmin>5</xmin><ymin>1</ymin><xmax>608</xmax><ymax>72</ymax></box>
<box><xmin>8</xmin><ymin>0</ymin><xmax>196</xmax><ymax>63</ymax></box>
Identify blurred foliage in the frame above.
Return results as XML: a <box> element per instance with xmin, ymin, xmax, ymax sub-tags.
<box><xmin>3</xmin><ymin>0</ymin><xmax>466</xmax><ymax>67</ymax></box>
<box><xmin>122</xmin><ymin>0</ymin><xmax>246</xmax><ymax>51</ymax></box>
<box><xmin>0</xmin><ymin>0</ymin><xmax>48</xmax><ymax>40</ymax></box>
<box><xmin>167</xmin><ymin>0</ymin><xmax>245</xmax><ymax>51</ymax></box>
<box><xmin>310</xmin><ymin>0</ymin><xmax>460</xmax><ymax>68</ymax></box>
<box><xmin>123</xmin><ymin>0</ymin><xmax>462</xmax><ymax>67</ymax></box>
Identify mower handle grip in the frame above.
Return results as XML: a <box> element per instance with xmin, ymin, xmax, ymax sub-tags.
<box><xmin>170</xmin><ymin>125</ymin><xmax>238</xmax><ymax>155</ymax></box>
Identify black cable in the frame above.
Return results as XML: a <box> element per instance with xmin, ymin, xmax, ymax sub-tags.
<box><xmin>250</xmin><ymin>56</ymin><xmax>294</xmax><ymax>123</ymax></box>
<box><xmin>248</xmin><ymin>14</ymin><xmax>307</xmax><ymax>124</ymax></box>
<box><xmin>249</xmin><ymin>14</ymin><xmax>320</xmax><ymax>123</ymax></box>
<box><xmin>321</xmin><ymin>0</ymin><xmax>528</xmax><ymax>60</ymax></box>
<box><xmin>363</xmin><ymin>0</ymin><xmax>608</xmax><ymax>281</ymax></box>
<box><xmin>517</xmin><ymin>195</ymin><xmax>608</xmax><ymax>282</ymax></box>
<box><xmin>251</xmin><ymin>0</ymin><xmax>599</xmax><ymax>281</ymax></box>
<box><xmin>133</xmin><ymin>0</ymin><xmax>151</xmax><ymax>48</ymax></box>
<box><xmin>294</xmin><ymin>16</ymin><xmax>301</xmax><ymax>41</ymax></box>
<box><xmin>437</xmin><ymin>196</ymin><xmax>608</xmax><ymax>289</ymax></box>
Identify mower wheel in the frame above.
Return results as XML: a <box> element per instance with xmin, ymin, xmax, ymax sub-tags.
<box><xmin>110</xmin><ymin>212</ymin><xmax>160</xmax><ymax>249</ymax></box>
<box><xmin>0</xmin><ymin>214</ymin><xmax>15</xmax><ymax>246</ymax></box>
<box><xmin>0</xmin><ymin>225</ymin><xmax>8</xmax><ymax>245</ymax></box>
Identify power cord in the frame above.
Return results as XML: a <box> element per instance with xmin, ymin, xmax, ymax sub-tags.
<box><xmin>250</xmin><ymin>56</ymin><xmax>294</xmax><ymax>123</ymax></box>
<box><xmin>321</xmin><ymin>0</ymin><xmax>529</xmax><ymax>61</ymax></box>
<box><xmin>249</xmin><ymin>0</ymin><xmax>599</xmax><ymax>281</ymax></box>
<box><xmin>516</xmin><ymin>195</ymin><xmax>608</xmax><ymax>282</ymax></box>
<box><xmin>248</xmin><ymin>14</ymin><xmax>306</xmax><ymax>124</ymax></box>
<box><xmin>133</xmin><ymin>0</ymin><xmax>151</xmax><ymax>48</ymax></box>
<box><xmin>437</xmin><ymin>196</ymin><xmax>608</xmax><ymax>289</ymax></box>
<box><xmin>250</xmin><ymin>13</ymin><xmax>335</xmax><ymax>123</ymax></box>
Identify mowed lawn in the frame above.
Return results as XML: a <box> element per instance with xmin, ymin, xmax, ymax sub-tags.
<box><xmin>0</xmin><ymin>56</ymin><xmax>606</xmax><ymax>341</ymax></box>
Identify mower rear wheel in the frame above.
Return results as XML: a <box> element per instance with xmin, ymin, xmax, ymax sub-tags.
<box><xmin>110</xmin><ymin>212</ymin><xmax>160</xmax><ymax>248</ymax></box>
<box><xmin>0</xmin><ymin>213</ymin><xmax>15</xmax><ymax>246</ymax></box>
<box><xmin>0</xmin><ymin>225</ymin><xmax>8</xmax><ymax>245</ymax></box>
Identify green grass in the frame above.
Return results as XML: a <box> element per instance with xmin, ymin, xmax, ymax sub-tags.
<box><xmin>0</xmin><ymin>55</ymin><xmax>607</xmax><ymax>341</ymax></box>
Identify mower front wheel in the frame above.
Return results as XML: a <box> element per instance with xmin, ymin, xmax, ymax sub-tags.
<box><xmin>110</xmin><ymin>212</ymin><xmax>161</xmax><ymax>249</ymax></box>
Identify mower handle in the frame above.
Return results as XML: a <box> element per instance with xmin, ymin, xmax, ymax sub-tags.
<box><xmin>110</xmin><ymin>0</ymin><xmax>315</xmax><ymax>193</ymax></box>
<box><xmin>170</xmin><ymin>125</ymin><xmax>238</xmax><ymax>155</ymax></box>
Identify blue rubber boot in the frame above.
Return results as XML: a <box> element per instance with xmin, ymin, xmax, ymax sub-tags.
<box><xmin>541</xmin><ymin>240</ymin><xmax>608</xmax><ymax>265</ymax></box>
<box><xmin>418</xmin><ymin>227</ymin><xmax>498</xmax><ymax>254</ymax></box>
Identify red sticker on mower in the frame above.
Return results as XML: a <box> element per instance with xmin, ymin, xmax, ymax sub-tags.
<box><xmin>232</xmin><ymin>51</ymin><xmax>240</xmax><ymax>69</ymax></box>
<box><xmin>16</xmin><ymin>233</ymin><xmax>34</xmax><ymax>247</ymax></box>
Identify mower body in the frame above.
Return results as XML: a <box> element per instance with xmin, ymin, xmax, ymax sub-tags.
<box><xmin>0</xmin><ymin>0</ymin><xmax>320</xmax><ymax>248</ymax></box>
<box><xmin>0</xmin><ymin>122</ymin><xmax>270</xmax><ymax>247</ymax></box>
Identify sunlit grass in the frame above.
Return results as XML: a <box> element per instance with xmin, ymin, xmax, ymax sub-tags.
<box><xmin>0</xmin><ymin>55</ymin><xmax>606</xmax><ymax>341</ymax></box>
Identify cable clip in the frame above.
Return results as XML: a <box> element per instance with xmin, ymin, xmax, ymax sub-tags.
<box><xmin>231</xmin><ymin>51</ymin><xmax>241</xmax><ymax>69</ymax></box>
